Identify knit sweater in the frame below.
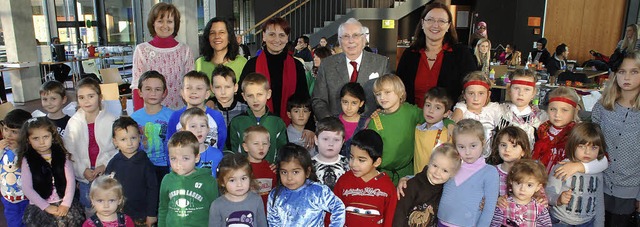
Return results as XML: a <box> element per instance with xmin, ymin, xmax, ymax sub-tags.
<box><xmin>105</xmin><ymin>151</ymin><xmax>158</xmax><ymax>219</ymax></box>
<box><xmin>334</xmin><ymin>171</ymin><xmax>397</xmax><ymax>227</ymax></box>
<box><xmin>228</xmin><ymin>108</ymin><xmax>287</xmax><ymax>163</ymax></box>
<box><xmin>438</xmin><ymin>164</ymin><xmax>499</xmax><ymax>226</ymax></box>
<box><xmin>132</xmin><ymin>42</ymin><xmax>194</xmax><ymax>110</ymax></box>
<box><xmin>63</xmin><ymin>108</ymin><xmax>118</xmax><ymax>183</ymax></box>
<box><xmin>267</xmin><ymin>180</ymin><xmax>345</xmax><ymax>226</ymax></box>
<box><xmin>393</xmin><ymin>166</ymin><xmax>444</xmax><ymax>227</ymax></box>
<box><xmin>592</xmin><ymin>102</ymin><xmax>640</xmax><ymax>199</ymax></box>
<box><xmin>158</xmin><ymin>168</ymin><xmax>218</xmax><ymax>227</ymax></box>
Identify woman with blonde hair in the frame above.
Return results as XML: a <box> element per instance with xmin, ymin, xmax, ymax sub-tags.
<box><xmin>474</xmin><ymin>38</ymin><xmax>491</xmax><ymax>75</ymax></box>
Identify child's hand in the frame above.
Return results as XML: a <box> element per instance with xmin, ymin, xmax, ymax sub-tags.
<box><xmin>558</xmin><ymin>190</ymin><xmax>572</xmax><ymax>205</ymax></box>
<box><xmin>536</xmin><ymin>196</ymin><xmax>549</xmax><ymax>207</ymax></box>
<box><xmin>57</xmin><ymin>205</ymin><xmax>69</xmax><ymax>216</ymax></box>
<box><xmin>269</xmin><ymin>164</ymin><xmax>277</xmax><ymax>173</ymax></box>
<box><xmin>44</xmin><ymin>205</ymin><xmax>58</xmax><ymax>215</ymax></box>
<box><xmin>301</xmin><ymin>130</ymin><xmax>316</xmax><ymax>149</ymax></box>
<box><xmin>0</xmin><ymin>139</ymin><xmax>9</xmax><ymax>150</ymax></box>
<box><xmin>146</xmin><ymin>216</ymin><xmax>157</xmax><ymax>226</ymax></box>
<box><xmin>205</xmin><ymin>100</ymin><xmax>216</xmax><ymax>110</ymax></box>
<box><xmin>396</xmin><ymin>177</ymin><xmax>410</xmax><ymax>199</ymax></box>
<box><xmin>93</xmin><ymin>165</ymin><xmax>106</xmax><ymax>177</ymax></box>
<box><xmin>554</xmin><ymin>162</ymin><xmax>584</xmax><ymax>181</ymax></box>
<box><xmin>496</xmin><ymin>195</ymin><xmax>508</xmax><ymax>209</ymax></box>
<box><xmin>83</xmin><ymin>168</ymin><xmax>95</xmax><ymax>181</ymax></box>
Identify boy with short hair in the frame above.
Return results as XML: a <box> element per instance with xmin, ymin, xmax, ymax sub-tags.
<box><xmin>166</xmin><ymin>71</ymin><xmax>226</xmax><ymax>151</ymax></box>
<box><xmin>334</xmin><ymin>129</ymin><xmax>397</xmax><ymax>227</ymax></box>
<box><xmin>242</xmin><ymin>125</ymin><xmax>276</xmax><ymax>208</ymax></box>
<box><xmin>179</xmin><ymin>107</ymin><xmax>223</xmax><ymax>178</ymax></box>
<box><xmin>0</xmin><ymin>109</ymin><xmax>33</xmax><ymax>227</ymax></box>
<box><xmin>312</xmin><ymin>116</ymin><xmax>349</xmax><ymax>190</ymax></box>
<box><xmin>40</xmin><ymin>80</ymin><xmax>70</xmax><ymax>136</ymax></box>
<box><xmin>286</xmin><ymin>95</ymin><xmax>315</xmax><ymax>156</ymax></box>
<box><xmin>228</xmin><ymin>73</ymin><xmax>287</xmax><ymax>163</ymax></box>
<box><xmin>414</xmin><ymin>87</ymin><xmax>453</xmax><ymax>174</ymax></box>
<box><xmin>206</xmin><ymin>65</ymin><xmax>248</xmax><ymax>127</ymax></box>
<box><xmin>130</xmin><ymin>70</ymin><xmax>174</xmax><ymax>184</ymax></box>
<box><xmin>105</xmin><ymin>116</ymin><xmax>158</xmax><ymax>226</ymax></box>
<box><xmin>158</xmin><ymin>131</ymin><xmax>218</xmax><ymax>227</ymax></box>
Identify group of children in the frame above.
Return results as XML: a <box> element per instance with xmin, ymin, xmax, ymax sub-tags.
<box><xmin>0</xmin><ymin>50</ymin><xmax>638</xmax><ymax>227</ymax></box>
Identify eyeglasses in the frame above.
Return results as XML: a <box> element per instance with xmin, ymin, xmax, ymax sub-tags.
<box><xmin>340</xmin><ymin>33</ymin><xmax>363</xmax><ymax>41</ymax></box>
<box><xmin>423</xmin><ymin>18</ymin><xmax>450</xmax><ymax>26</ymax></box>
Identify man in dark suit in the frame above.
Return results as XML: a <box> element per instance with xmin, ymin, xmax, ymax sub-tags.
<box><xmin>312</xmin><ymin>18</ymin><xmax>390</xmax><ymax>119</ymax></box>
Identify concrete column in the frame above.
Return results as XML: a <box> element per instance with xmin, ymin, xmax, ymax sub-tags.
<box><xmin>0</xmin><ymin>0</ymin><xmax>42</xmax><ymax>104</ymax></box>
<box><xmin>172</xmin><ymin>0</ymin><xmax>199</xmax><ymax>60</ymax></box>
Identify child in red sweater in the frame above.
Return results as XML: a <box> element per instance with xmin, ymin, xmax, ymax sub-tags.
<box><xmin>333</xmin><ymin>129</ymin><xmax>397</xmax><ymax>227</ymax></box>
<box><xmin>242</xmin><ymin>125</ymin><xmax>277</xmax><ymax>209</ymax></box>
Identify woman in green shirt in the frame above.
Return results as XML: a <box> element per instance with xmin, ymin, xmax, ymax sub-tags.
<box><xmin>196</xmin><ymin>17</ymin><xmax>247</xmax><ymax>81</ymax></box>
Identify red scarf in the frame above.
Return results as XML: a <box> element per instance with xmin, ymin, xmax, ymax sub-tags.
<box><xmin>148</xmin><ymin>36</ymin><xmax>179</xmax><ymax>48</ymax></box>
<box><xmin>532</xmin><ymin>121</ymin><xmax>576</xmax><ymax>173</ymax></box>
<box><xmin>255</xmin><ymin>51</ymin><xmax>297</xmax><ymax>124</ymax></box>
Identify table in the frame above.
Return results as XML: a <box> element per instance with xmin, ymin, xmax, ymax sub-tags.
<box><xmin>41</xmin><ymin>56</ymin><xmax>104</xmax><ymax>87</ymax></box>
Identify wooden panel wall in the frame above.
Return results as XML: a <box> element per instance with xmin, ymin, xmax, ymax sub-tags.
<box><xmin>545</xmin><ymin>0</ymin><xmax>625</xmax><ymax>64</ymax></box>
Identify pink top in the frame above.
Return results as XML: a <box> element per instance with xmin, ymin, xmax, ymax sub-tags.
<box><xmin>82</xmin><ymin>214</ymin><xmax>135</xmax><ymax>227</ymax></box>
<box><xmin>148</xmin><ymin>36</ymin><xmax>178</xmax><ymax>48</ymax></box>
<box><xmin>497</xmin><ymin>164</ymin><xmax>508</xmax><ymax>196</ymax></box>
<box><xmin>88</xmin><ymin>123</ymin><xmax>99</xmax><ymax>167</ymax></box>
<box><xmin>132</xmin><ymin>42</ymin><xmax>194</xmax><ymax>109</ymax></box>
<box><xmin>339</xmin><ymin>114</ymin><xmax>358</xmax><ymax>140</ymax></box>
<box><xmin>454</xmin><ymin>157</ymin><xmax>487</xmax><ymax>186</ymax></box>
<box><xmin>21</xmin><ymin>157</ymin><xmax>76</xmax><ymax>210</ymax></box>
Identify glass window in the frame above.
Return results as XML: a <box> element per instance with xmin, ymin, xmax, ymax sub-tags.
<box><xmin>105</xmin><ymin>0</ymin><xmax>135</xmax><ymax>45</ymax></box>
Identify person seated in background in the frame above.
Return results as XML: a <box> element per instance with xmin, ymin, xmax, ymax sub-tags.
<box><xmin>530</xmin><ymin>38</ymin><xmax>551</xmax><ymax>65</ymax></box>
<box><xmin>294</xmin><ymin>35</ymin><xmax>313</xmax><ymax>62</ymax></box>
<box><xmin>546</xmin><ymin>43</ymin><xmax>568</xmax><ymax>77</ymax></box>
<box><xmin>497</xmin><ymin>44</ymin><xmax>514</xmax><ymax>64</ymax></box>
<box><xmin>509</xmin><ymin>51</ymin><xmax>522</xmax><ymax>66</ymax></box>
<box><xmin>49</xmin><ymin>37</ymin><xmax>72</xmax><ymax>83</ymax></box>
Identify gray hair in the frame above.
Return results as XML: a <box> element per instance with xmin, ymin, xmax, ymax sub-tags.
<box><xmin>338</xmin><ymin>18</ymin><xmax>366</xmax><ymax>45</ymax></box>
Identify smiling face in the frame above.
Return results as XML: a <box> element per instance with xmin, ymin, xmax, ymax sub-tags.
<box><xmin>223</xmin><ymin>168</ymin><xmax>251</xmax><ymax>198</ymax></box>
<box><xmin>375</xmin><ymin>83</ymin><xmax>401</xmax><ymax>113</ymax></box>
<box><xmin>498</xmin><ymin>135</ymin><xmax>525</xmax><ymax>164</ymax></box>
<box><xmin>263</xmin><ymin>24</ymin><xmax>288</xmax><ymax>54</ymax></box>
<box><xmin>181</xmin><ymin>77</ymin><xmax>210</xmax><ymax>108</ymax></box>
<box><xmin>139</xmin><ymin>78</ymin><xmax>167</xmax><ymax>106</ymax></box>
<box><xmin>340</xmin><ymin>23</ymin><xmax>365</xmax><ymax>60</ymax></box>
<box><xmin>242</xmin><ymin>84</ymin><xmax>272</xmax><ymax>117</ymax></box>
<box><xmin>91</xmin><ymin>189</ymin><xmax>123</xmax><ymax>219</ymax></box>
<box><xmin>341</xmin><ymin>93</ymin><xmax>364</xmax><ymax>119</ymax></box>
<box><xmin>455</xmin><ymin>133</ymin><xmax>484</xmax><ymax>164</ymax></box>
<box><xmin>574</xmin><ymin>143</ymin><xmax>600</xmax><ymax>163</ymax></box>
<box><xmin>547</xmin><ymin>101</ymin><xmax>576</xmax><ymax>128</ymax></box>
<box><xmin>112</xmin><ymin>126</ymin><xmax>140</xmax><ymax>158</ymax></box>
<box><xmin>209</xmin><ymin>21</ymin><xmax>229</xmax><ymax>53</ymax></box>
<box><xmin>426</xmin><ymin>153</ymin><xmax>457</xmax><ymax>185</ymax></box>
<box><xmin>616</xmin><ymin>58</ymin><xmax>640</xmax><ymax>93</ymax></box>
<box><xmin>422</xmin><ymin>8</ymin><xmax>451</xmax><ymax>43</ymax></box>
<box><xmin>510</xmin><ymin>178</ymin><xmax>542</xmax><ymax>205</ymax></box>
<box><xmin>169</xmin><ymin>146</ymin><xmax>199</xmax><ymax>176</ymax></box>
<box><xmin>279</xmin><ymin>159</ymin><xmax>309</xmax><ymax>190</ymax></box>
<box><xmin>153</xmin><ymin>12</ymin><xmax>175</xmax><ymax>38</ymax></box>
<box><xmin>40</xmin><ymin>92</ymin><xmax>67</xmax><ymax>116</ymax></box>
<box><xmin>211</xmin><ymin>75</ymin><xmax>238</xmax><ymax>106</ymax></box>
<box><xmin>242</xmin><ymin>132</ymin><xmax>270</xmax><ymax>163</ymax></box>
<box><xmin>463</xmin><ymin>85</ymin><xmax>490</xmax><ymax>112</ymax></box>
<box><xmin>319</xmin><ymin>38</ymin><xmax>328</xmax><ymax>47</ymax></box>
<box><xmin>423</xmin><ymin>98</ymin><xmax>450</xmax><ymax>127</ymax></box>
<box><xmin>479</xmin><ymin>41</ymin><xmax>490</xmax><ymax>54</ymax></box>
<box><xmin>509</xmin><ymin>77</ymin><xmax>536</xmax><ymax>108</ymax></box>
<box><xmin>28</xmin><ymin>128</ymin><xmax>53</xmax><ymax>155</ymax></box>
<box><xmin>77</xmin><ymin>87</ymin><xmax>101</xmax><ymax>115</ymax></box>
<box><xmin>182</xmin><ymin>116</ymin><xmax>209</xmax><ymax>144</ymax></box>
<box><xmin>315</xmin><ymin>131</ymin><xmax>344</xmax><ymax>160</ymax></box>
<box><xmin>349</xmin><ymin>146</ymin><xmax>381</xmax><ymax>182</ymax></box>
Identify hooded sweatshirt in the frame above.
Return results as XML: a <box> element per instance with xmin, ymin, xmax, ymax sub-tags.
<box><xmin>158</xmin><ymin>168</ymin><xmax>218</xmax><ymax>227</ymax></box>
<box><xmin>105</xmin><ymin>151</ymin><xmax>158</xmax><ymax>219</ymax></box>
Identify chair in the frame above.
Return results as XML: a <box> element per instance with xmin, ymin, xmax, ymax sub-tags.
<box><xmin>0</xmin><ymin>102</ymin><xmax>14</xmax><ymax>120</ymax></box>
<box><xmin>100</xmin><ymin>83</ymin><xmax>120</xmax><ymax>101</ymax></box>
<box><xmin>99</xmin><ymin>68</ymin><xmax>123</xmax><ymax>84</ymax></box>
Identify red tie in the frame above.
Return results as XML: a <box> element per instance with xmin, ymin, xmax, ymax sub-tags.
<box><xmin>349</xmin><ymin>61</ymin><xmax>358</xmax><ymax>82</ymax></box>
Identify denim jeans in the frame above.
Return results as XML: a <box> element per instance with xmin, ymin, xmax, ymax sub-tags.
<box><xmin>78</xmin><ymin>181</ymin><xmax>92</xmax><ymax>209</ymax></box>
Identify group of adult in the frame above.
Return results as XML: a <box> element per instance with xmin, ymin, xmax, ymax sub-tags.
<box><xmin>130</xmin><ymin>2</ymin><xmax>477</xmax><ymax>123</ymax></box>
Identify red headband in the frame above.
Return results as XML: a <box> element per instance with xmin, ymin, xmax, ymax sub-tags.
<box><xmin>549</xmin><ymin>97</ymin><xmax>577</xmax><ymax>108</ymax></box>
<box><xmin>510</xmin><ymin>79</ymin><xmax>536</xmax><ymax>87</ymax></box>
<box><xmin>463</xmin><ymin>80</ymin><xmax>490</xmax><ymax>90</ymax></box>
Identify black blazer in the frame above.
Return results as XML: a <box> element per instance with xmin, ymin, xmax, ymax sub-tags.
<box><xmin>396</xmin><ymin>43</ymin><xmax>476</xmax><ymax>104</ymax></box>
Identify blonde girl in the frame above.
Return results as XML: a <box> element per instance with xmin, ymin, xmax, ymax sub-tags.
<box><xmin>19</xmin><ymin>117</ymin><xmax>84</xmax><ymax>226</ymax></box>
<box><xmin>438</xmin><ymin>119</ymin><xmax>499</xmax><ymax>226</ymax></box>
<box><xmin>546</xmin><ymin>122</ymin><xmax>607</xmax><ymax>226</ymax></box>
<box><xmin>209</xmin><ymin>153</ymin><xmax>266</xmax><ymax>226</ymax></box>
<box><xmin>367</xmin><ymin>74</ymin><xmax>424</xmax><ymax>184</ymax></box>
<box><xmin>591</xmin><ymin>51</ymin><xmax>640</xmax><ymax>225</ymax></box>
<box><xmin>487</xmin><ymin>126</ymin><xmax>532</xmax><ymax>196</ymax></box>
<box><xmin>474</xmin><ymin>38</ymin><xmax>491</xmax><ymax>75</ymax></box>
<box><xmin>82</xmin><ymin>175</ymin><xmax>134</xmax><ymax>227</ymax></box>
<box><xmin>491</xmin><ymin>160</ymin><xmax>551</xmax><ymax>226</ymax></box>
<box><xmin>64</xmin><ymin>78</ymin><xmax>118</xmax><ymax>212</ymax></box>
<box><xmin>451</xmin><ymin>71</ymin><xmax>501</xmax><ymax>157</ymax></box>
<box><xmin>496</xmin><ymin>69</ymin><xmax>548</xmax><ymax>147</ymax></box>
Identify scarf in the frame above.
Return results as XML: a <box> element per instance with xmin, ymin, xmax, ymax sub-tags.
<box><xmin>148</xmin><ymin>36</ymin><xmax>179</xmax><ymax>48</ymax></box>
<box><xmin>532</xmin><ymin>121</ymin><xmax>576</xmax><ymax>173</ymax></box>
<box><xmin>255</xmin><ymin>51</ymin><xmax>297</xmax><ymax>125</ymax></box>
